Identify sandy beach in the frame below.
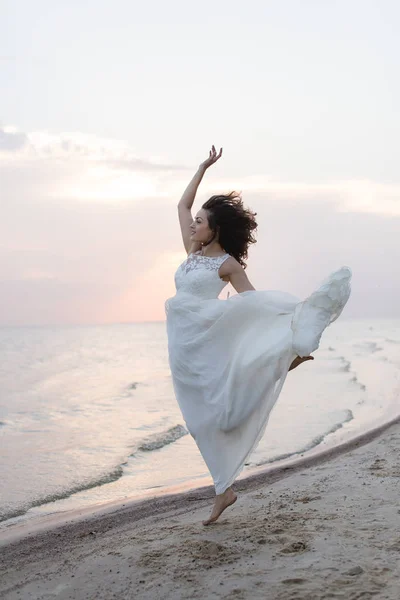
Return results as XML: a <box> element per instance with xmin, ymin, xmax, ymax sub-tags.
<box><xmin>1</xmin><ymin>418</ymin><xmax>400</xmax><ymax>600</ymax></box>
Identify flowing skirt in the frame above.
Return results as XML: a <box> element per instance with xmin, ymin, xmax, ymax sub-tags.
<box><xmin>165</xmin><ymin>267</ymin><xmax>351</xmax><ymax>494</ymax></box>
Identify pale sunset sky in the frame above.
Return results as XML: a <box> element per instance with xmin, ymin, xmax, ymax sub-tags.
<box><xmin>1</xmin><ymin>0</ymin><xmax>400</xmax><ymax>326</ymax></box>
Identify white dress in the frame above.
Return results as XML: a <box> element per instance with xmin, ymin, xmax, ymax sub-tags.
<box><xmin>165</xmin><ymin>250</ymin><xmax>351</xmax><ymax>494</ymax></box>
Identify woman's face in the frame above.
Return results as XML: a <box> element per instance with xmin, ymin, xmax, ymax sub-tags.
<box><xmin>190</xmin><ymin>208</ymin><xmax>214</xmax><ymax>244</ymax></box>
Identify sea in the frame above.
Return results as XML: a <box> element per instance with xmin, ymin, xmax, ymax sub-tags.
<box><xmin>1</xmin><ymin>318</ymin><xmax>399</xmax><ymax>530</ymax></box>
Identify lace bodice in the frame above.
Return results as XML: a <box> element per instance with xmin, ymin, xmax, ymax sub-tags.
<box><xmin>174</xmin><ymin>250</ymin><xmax>230</xmax><ymax>300</ymax></box>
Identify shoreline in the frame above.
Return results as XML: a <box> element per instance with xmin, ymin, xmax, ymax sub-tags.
<box><xmin>1</xmin><ymin>412</ymin><xmax>399</xmax><ymax>548</ymax></box>
<box><xmin>2</xmin><ymin>417</ymin><xmax>400</xmax><ymax>599</ymax></box>
<box><xmin>1</xmin><ymin>416</ymin><xmax>400</xmax><ymax>599</ymax></box>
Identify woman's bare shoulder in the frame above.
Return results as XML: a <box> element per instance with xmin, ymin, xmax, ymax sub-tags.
<box><xmin>219</xmin><ymin>255</ymin><xmax>243</xmax><ymax>282</ymax></box>
<box><xmin>220</xmin><ymin>256</ymin><xmax>255</xmax><ymax>291</ymax></box>
<box><xmin>221</xmin><ymin>255</ymin><xmax>242</xmax><ymax>272</ymax></box>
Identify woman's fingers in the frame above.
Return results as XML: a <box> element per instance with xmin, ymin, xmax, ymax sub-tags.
<box><xmin>210</xmin><ymin>145</ymin><xmax>222</xmax><ymax>160</ymax></box>
<box><xmin>202</xmin><ymin>145</ymin><xmax>222</xmax><ymax>168</ymax></box>
<box><xmin>213</xmin><ymin>147</ymin><xmax>222</xmax><ymax>161</ymax></box>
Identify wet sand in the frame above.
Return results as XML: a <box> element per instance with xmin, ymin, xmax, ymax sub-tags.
<box><xmin>1</xmin><ymin>418</ymin><xmax>400</xmax><ymax>600</ymax></box>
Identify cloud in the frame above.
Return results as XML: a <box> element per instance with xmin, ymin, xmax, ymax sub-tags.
<box><xmin>0</xmin><ymin>127</ymin><xmax>29</xmax><ymax>152</ymax></box>
<box><xmin>203</xmin><ymin>176</ymin><xmax>400</xmax><ymax>218</ymax></box>
<box><xmin>0</xmin><ymin>126</ymin><xmax>187</xmax><ymax>170</ymax></box>
<box><xmin>1</xmin><ymin>124</ymin><xmax>399</xmax><ymax>324</ymax></box>
<box><xmin>104</xmin><ymin>158</ymin><xmax>189</xmax><ymax>172</ymax></box>
<box><xmin>2</xmin><ymin>125</ymin><xmax>400</xmax><ymax>215</ymax></box>
<box><xmin>0</xmin><ymin>126</ymin><xmax>191</xmax><ymax>203</ymax></box>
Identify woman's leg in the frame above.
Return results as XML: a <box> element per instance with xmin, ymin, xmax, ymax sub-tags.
<box><xmin>202</xmin><ymin>356</ymin><xmax>313</xmax><ymax>526</ymax></box>
<box><xmin>202</xmin><ymin>487</ymin><xmax>237</xmax><ymax>526</ymax></box>
<box><xmin>289</xmin><ymin>355</ymin><xmax>314</xmax><ymax>371</ymax></box>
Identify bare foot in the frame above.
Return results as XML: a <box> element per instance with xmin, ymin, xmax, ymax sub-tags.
<box><xmin>202</xmin><ymin>488</ymin><xmax>237</xmax><ymax>526</ymax></box>
<box><xmin>289</xmin><ymin>355</ymin><xmax>314</xmax><ymax>371</ymax></box>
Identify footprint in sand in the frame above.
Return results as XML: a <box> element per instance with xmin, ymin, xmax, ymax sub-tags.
<box><xmin>280</xmin><ymin>540</ymin><xmax>308</xmax><ymax>554</ymax></box>
<box><xmin>388</xmin><ymin>539</ymin><xmax>400</xmax><ymax>551</ymax></box>
<box><xmin>369</xmin><ymin>458</ymin><xmax>386</xmax><ymax>471</ymax></box>
<box><xmin>294</xmin><ymin>495</ymin><xmax>322</xmax><ymax>504</ymax></box>
<box><xmin>344</xmin><ymin>566</ymin><xmax>364</xmax><ymax>576</ymax></box>
<box><xmin>184</xmin><ymin>540</ymin><xmax>240</xmax><ymax>567</ymax></box>
<box><xmin>369</xmin><ymin>459</ymin><xmax>400</xmax><ymax>477</ymax></box>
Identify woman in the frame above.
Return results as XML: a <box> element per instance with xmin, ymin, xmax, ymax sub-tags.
<box><xmin>165</xmin><ymin>145</ymin><xmax>351</xmax><ymax>526</ymax></box>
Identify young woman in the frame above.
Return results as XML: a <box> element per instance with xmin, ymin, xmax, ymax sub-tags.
<box><xmin>165</xmin><ymin>145</ymin><xmax>351</xmax><ymax>526</ymax></box>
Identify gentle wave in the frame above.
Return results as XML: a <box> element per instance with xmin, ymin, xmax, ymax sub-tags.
<box><xmin>253</xmin><ymin>409</ymin><xmax>354</xmax><ymax>466</ymax></box>
<box><xmin>333</xmin><ymin>355</ymin><xmax>352</xmax><ymax>372</ymax></box>
<box><xmin>0</xmin><ymin>425</ymin><xmax>190</xmax><ymax>524</ymax></box>
<box><xmin>136</xmin><ymin>424</ymin><xmax>188</xmax><ymax>452</ymax></box>
<box><xmin>354</xmin><ymin>342</ymin><xmax>383</xmax><ymax>353</ymax></box>
<box><xmin>0</xmin><ymin>466</ymin><xmax>124</xmax><ymax>523</ymax></box>
<box><xmin>334</xmin><ymin>356</ymin><xmax>367</xmax><ymax>391</ymax></box>
<box><xmin>340</xmin><ymin>359</ymin><xmax>351</xmax><ymax>372</ymax></box>
<box><xmin>385</xmin><ymin>338</ymin><xmax>400</xmax><ymax>345</ymax></box>
<box><xmin>349</xmin><ymin>375</ymin><xmax>366</xmax><ymax>391</ymax></box>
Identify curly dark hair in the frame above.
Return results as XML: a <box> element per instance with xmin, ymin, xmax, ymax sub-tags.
<box><xmin>202</xmin><ymin>192</ymin><xmax>258</xmax><ymax>269</ymax></box>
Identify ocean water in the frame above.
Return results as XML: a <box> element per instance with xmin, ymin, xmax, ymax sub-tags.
<box><xmin>0</xmin><ymin>318</ymin><xmax>399</xmax><ymax>529</ymax></box>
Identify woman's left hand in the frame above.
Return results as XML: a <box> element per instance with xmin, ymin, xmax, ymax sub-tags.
<box><xmin>199</xmin><ymin>145</ymin><xmax>223</xmax><ymax>170</ymax></box>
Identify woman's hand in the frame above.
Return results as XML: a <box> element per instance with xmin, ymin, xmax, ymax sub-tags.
<box><xmin>199</xmin><ymin>145</ymin><xmax>223</xmax><ymax>170</ymax></box>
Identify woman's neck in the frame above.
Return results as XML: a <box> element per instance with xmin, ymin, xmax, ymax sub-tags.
<box><xmin>200</xmin><ymin>241</ymin><xmax>225</xmax><ymax>257</ymax></box>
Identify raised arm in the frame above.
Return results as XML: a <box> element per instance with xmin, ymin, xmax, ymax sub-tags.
<box><xmin>177</xmin><ymin>166</ymin><xmax>207</xmax><ymax>254</ymax></box>
<box><xmin>178</xmin><ymin>145</ymin><xmax>222</xmax><ymax>254</ymax></box>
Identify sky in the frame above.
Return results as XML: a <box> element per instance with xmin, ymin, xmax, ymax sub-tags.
<box><xmin>1</xmin><ymin>0</ymin><xmax>400</xmax><ymax>326</ymax></box>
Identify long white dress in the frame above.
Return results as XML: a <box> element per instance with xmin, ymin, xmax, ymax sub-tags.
<box><xmin>165</xmin><ymin>250</ymin><xmax>351</xmax><ymax>494</ymax></box>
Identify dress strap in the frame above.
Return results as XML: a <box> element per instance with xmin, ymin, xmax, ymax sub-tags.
<box><xmin>216</xmin><ymin>253</ymin><xmax>231</xmax><ymax>266</ymax></box>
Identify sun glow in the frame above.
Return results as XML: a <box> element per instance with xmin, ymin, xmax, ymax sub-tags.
<box><xmin>63</xmin><ymin>166</ymin><xmax>158</xmax><ymax>202</ymax></box>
